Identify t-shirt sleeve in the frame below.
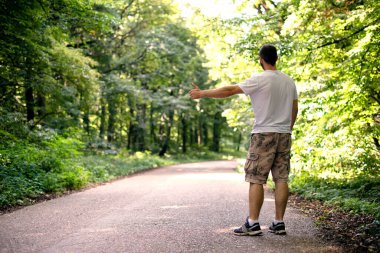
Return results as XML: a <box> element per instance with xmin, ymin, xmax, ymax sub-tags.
<box><xmin>293</xmin><ymin>82</ymin><xmax>298</xmax><ymax>100</ymax></box>
<box><xmin>237</xmin><ymin>75</ymin><xmax>259</xmax><ymax>96</ymax></box>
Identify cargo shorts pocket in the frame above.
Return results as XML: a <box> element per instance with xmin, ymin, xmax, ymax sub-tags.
<box><xmin>244</xmin><ymin>153</ymin><xmax>259</xmax><ymax>175</ymax></box>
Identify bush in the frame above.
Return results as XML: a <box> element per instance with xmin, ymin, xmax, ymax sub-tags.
<box><xmin>0</xmin><ymin>129</ymin><xmax>85</xmax><ymax>207</ymax></box>
<box><xmin>290</xmin><ymin>170</ymin><xmax>380</xmax><ymax>219</ymax></box>
<box><xmin>43</xmin><ymin>165</ymin><xmax>90</xmax><ymax>192</ymax></box>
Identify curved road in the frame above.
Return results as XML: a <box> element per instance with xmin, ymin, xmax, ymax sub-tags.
<box><xmin>0</xmin><ymin>161</ymin><xmax>341</xmax><ymax>253</ymax></box>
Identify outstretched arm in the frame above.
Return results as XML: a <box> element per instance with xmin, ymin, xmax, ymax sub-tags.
<box><xmin>189</xmin><ymin>83</ymin><xmax>243</xmax><ymax>99</ymax></box>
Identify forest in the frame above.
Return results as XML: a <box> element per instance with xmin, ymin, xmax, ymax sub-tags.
<box><xmin>0</xmin><ymin>0</ymin><xmax>379</xmax><ymax>246</ymax></box>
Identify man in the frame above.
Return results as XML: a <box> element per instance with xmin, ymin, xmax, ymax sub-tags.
<box><xmin>189</xmin><ymin>44</ymin><xmax>298</xmax><ymax>236</ymax></box>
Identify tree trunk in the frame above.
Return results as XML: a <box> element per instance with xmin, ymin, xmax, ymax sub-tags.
<box><xmin>149</xmin><ymin>102</ymin><xmax>156</xmax><ymax>145</ymax></box>
<box><xmin>135</xmin><ymin>103</ymin><xmax>146</xmax><ymax>151</ymax></box>
<box><xmin>0</xmin><ymin>81</ymin><xmax>6</xmax><ymax>100</ymax></box>
<box><xmin>236</xmin><ymin>132</ymin><xmax>242</xmax><ymax>151</ymax></box>
<box><xmin>189</xmin><ymin>121</ymin><xmax>194</xmax><ymax>147</ymax></box>
<box><xmin>198</xmin><ymin>117</ymin><xmax>201</xmax><ymax>145</ymax></box>
<box><xmin>107</xmin><ymin>95</ymin><xmax>116</xmax><ymax>143</ymax></box>
<box><xmin>36</xmin><ymin>92</ymin><xmax>45</xmax><ymax>119</ymax></box>
<box><xmin>136</xmin><ymin>81</ymin><xmax>148</xmax><ymax>151</ymax></box>
<box><xmin>25</xmin><ymin>85</ymin><xmax>34</xmax><ymax>123</ymax></box>
<box><xmin>202</xmin><ymin>119</ymin><xmax>208</xmax><ymax>146</ymax></box>
<box><xmin>127</xmin><ymin>96</ymin><xmax>136</xmax><ymax>150</ymax></box>
<box><xmin>181</xmin><ymin>113</ymin><xmax>187</xmax><ymax>153</ymax></box>
<box><xmin>83</xmin><ymin>111</ymin><xmax>90</xmax><ymax>135</ymax></box>
<box><xmin>211</xmin><ymin>111</ymin><xmax>221</xmax><ymax>152</ymax></box>
<box><xmin>159</xmin><ymin>109</ymin><xmax>174</xmax><ymax>156</ymax></box>
<box><xmin>127</xmin><ymin>118</ymin><xmax>134</xmax><ymax>150</ymax></box>
<box><xmin>99</xmin><ymin>97</ymin><xmax>107</xmax><ymax>140</ymax></box>
<box><xmin>177</xmin><ymin>119</ymin><xmax>181</xmax><ymax>145</ymax></box>
<box><xmin>79</xmin><ymin>91</ymin><xmax>90</xmax><ymax>134</ymax></box>
<box><xmin>25</xmin><ymin>58</ymin><xmax>35</xmax><ymax>124</ymax></box>
<box><xmin>193</xmin><ymin>126</ymin><xmax>198</xmax><ymax>146</ymax></box>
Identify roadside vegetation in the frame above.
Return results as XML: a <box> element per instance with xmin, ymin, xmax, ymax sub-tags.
<box><xmin>0</xmin><ymin>128</ymin><xmax>241</xmax><ymax>210</ymax></box>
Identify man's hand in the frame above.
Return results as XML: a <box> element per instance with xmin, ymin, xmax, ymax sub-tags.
<box><xmin>189</xmin><ymin>83</ymin><xmax>202</xmax><ymax>100</ymax></box>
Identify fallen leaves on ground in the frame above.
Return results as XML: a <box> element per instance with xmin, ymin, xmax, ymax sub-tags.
<box><xmin>289</xmin><ymin>194</ymin><xmax>379</xmax><ymax>253</ymax></box>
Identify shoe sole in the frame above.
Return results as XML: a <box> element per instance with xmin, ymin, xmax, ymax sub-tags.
<box><xmin>234</xmin><ymin>231</ymin><xmax>263</xmax><ymax>236</ymax></box>
<box><xmin>269</xmin><ymin>230</ymin><xmax>286</xmax><ymax>235</ymax></box>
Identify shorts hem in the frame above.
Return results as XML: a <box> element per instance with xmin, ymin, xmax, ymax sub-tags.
<box><xmin>245</xmin><ymin>178</ymin><xmax>266</xmax><ymax>185</ymax></box>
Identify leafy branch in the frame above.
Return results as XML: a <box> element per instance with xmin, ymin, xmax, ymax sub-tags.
<box><xmin>314</xmin><ymin>17</ymin><xmax>380</xmax><ymax>50</ymax></box>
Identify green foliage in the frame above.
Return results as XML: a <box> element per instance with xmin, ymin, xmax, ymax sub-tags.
<box><xmin>0</xmin><ymin>129</ymin><xmax>83</xmax><ymax>206</ymax></box>
<box><xmin>44</xmin><ymin>165</ymin><xmax>90</xmax><ymax>192</ymax></box>
<box><xmin>290</xmin><ymin>171</ymin><xmax>380</xmax><ymax>219</ymax></box>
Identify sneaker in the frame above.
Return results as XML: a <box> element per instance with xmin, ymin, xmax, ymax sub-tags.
<box><xmin>269</xmin><ymin>221</ymin><xmax>286</xmax><ymax>235</ymax></box>
<box><xmin>233</xmin><ymin>217</ymin><xmax>263</xmax><ymax>236</ymax></box>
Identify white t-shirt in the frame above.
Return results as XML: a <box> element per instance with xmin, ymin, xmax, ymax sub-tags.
<box><xmin>238</xmin><ymin>70</ymin><xmax>298</xmax><ymax>133</ymax></box>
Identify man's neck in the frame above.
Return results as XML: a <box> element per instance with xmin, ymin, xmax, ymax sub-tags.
<box><xmin>264</xmin><ymin>65</ymin><xmax>277</xmax><ymax>71</ymax></box>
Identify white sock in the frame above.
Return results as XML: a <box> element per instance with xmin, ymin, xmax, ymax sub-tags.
<box><xmin>248</xmin><ymin>218</ymin><xmax>259</xmax><ymax>226</ymax></box>
<box><xmin>273</xmin><ymin>220</ymin><xmax>283</xmax><ymax>225</ymax></box>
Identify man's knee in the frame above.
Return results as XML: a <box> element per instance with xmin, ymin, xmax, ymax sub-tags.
<box><xmin>274</xmin><ymin>180</ymin><xmax>288</xmax><ymax>186</ymax></box>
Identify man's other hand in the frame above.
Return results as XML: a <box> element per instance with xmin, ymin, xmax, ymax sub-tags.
<box><xmin>189</xmin><ymin>83</ymin><xmax>202</xmax><ymax>100</ymax></box>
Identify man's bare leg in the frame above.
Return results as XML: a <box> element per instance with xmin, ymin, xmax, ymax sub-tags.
<box><xmin>274</xmin><ymin>182</ymin><xmax>289</xmax><ymax>220</ymax></box>
<box><xmin>249</xmin><ymin>183</ymin><xmax>264</xmax><ymax>220</ymax></box>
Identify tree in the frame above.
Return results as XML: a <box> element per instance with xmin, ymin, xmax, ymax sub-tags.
<box><xmin>0</xmin><ymin>0</ymin><xmax>106</xmax><ymax>132</ymax></box>
<box><xmin>223</xmin><ymin>0</ymin><xmax>379</xmax><ymax>172</ymax></box>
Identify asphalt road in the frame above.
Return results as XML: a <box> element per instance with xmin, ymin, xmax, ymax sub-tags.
<box><xmin>0</xmin><ymin>160</ymin><xmax>342</xmax><ymax>253</ymax></box>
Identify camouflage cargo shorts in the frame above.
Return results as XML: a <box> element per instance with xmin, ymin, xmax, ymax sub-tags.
<box><xmin>244</xmin><ymin>133</ymin><xmax>291</xmax><ymax>184</ymax></box>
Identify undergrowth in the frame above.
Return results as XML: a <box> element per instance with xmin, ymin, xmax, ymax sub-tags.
<box><xmin>289</xmin><ymin>171</ymin><xmax>380</xmax><ymax>220</ymax></box>
<box><xmin>0</xmin><ymin>130</ymin><xmax>241</xmax><ymax>209</ymax></box>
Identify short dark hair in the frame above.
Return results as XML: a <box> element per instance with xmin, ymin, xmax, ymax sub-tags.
<box><xmin>259</xmin><ymin>44</ymin><xmax>278</xmax><ymax>66</ymax></box>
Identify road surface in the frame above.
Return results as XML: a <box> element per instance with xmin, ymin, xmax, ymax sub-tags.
<box><xmin>0</xmin><ymin>160</ymin><xmax>342</xmax><ymax>253</ymax></box>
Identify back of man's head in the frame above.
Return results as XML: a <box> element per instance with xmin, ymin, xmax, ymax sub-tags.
<box><xmin>259</xmin><ymin>44</ymin><xmax>278</xmax><ymax>66</ymax></box>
